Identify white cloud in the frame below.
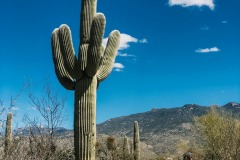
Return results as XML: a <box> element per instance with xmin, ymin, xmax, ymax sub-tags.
<box><xmin>113</xmin><ymin>63</ymin><xmax>124</xmax><ymax>72</ymax></box>
<box><xmin>195</xmin><ymin>47</ymin><xmax>220</xmax><ymax>53</ymax></box>
<box><xmin>114</xmin><ymin>68</ymin><xmax>122</xmax><ymax>72</ymax></box>
<box><xmin>102</xmin><ymin>33</ymin><xmax>138</xmax><ymax>50</ymax></box>
<box><xmin>103</xmin><ymin>34</ymin><xmax>147</xmax><ymax>50</ymax></box>
<box><xmin>117</xmin><ymin>53</ymin><xmax>136</xmax><ymax>57</ymax></box>
<box><xmin>102</xmin><ymin>38</ymin><xmax>107</xmax><ymax>48</ymax></box>
<box><xmin>113</xmin><ymin>63</ymin><xmax>124</xmax><ymax>69</ymax></box>
<box><xmin>12</xmin><ymin>107</ymin><xmax>19</xmax><ymax>111</ymax></box>
<box><xmin>119</xmin><ymin>34</ymin><xmax>138</xmax><ymax>50</ymax></box>
<box><xmin>139</xmin><ymin>38</ymin><xmax>148</xmax><ymax>43</ymax></box>
<box><xmin>103</xmin><ymin>34</ymin><xmax>147</xmax><ymax>72</ymax></box>
<box><xmin>168</xmin><ymin>0</ymin><xmax>215</xmax><ymax>10</ymax></box>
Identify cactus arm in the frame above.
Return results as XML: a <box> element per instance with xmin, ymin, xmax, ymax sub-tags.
<box><xmin>97</xmin><ymin>30</ymin><xmax>120</xmax><ymax>82</ymax></box>
<box><xmin>58</xmin><ymin>24</ymin><xmax>82</xmax><ymax>79</ymax></box>
<box><xmin>85</xmin><ymin>13</ymin><xmax>106</xmax><ymax>77</ymax></box>
<box><xmin>51</xmin><ymin>29</ymin><xmax>76</xmax><ymax>90</ymax></box>
<box><xmin>80</xmin><ymin>0</ymin><xmax>97</xmax><ymax>44</ymax></box>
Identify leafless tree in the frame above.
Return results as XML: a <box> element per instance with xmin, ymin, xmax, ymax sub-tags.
<box><xmin>0</xmin><ymin>83</ymin><xmax>29</xmax><ymax>138</ymax></box>
<box><xmin>28</xmin><ymin>82</ymin><xmax>66</xmax><ymax>135</ymax></box>
<box><xmin>24</xmin><ymin>82</ymin><xmax>67</xmax><ymax>155</ymax></box>
<box><xmin>0</xmin><ymin>84</ymin><xmax>28</xmax><ymax>133</ymax></box>
<box><xmin>0</xmin><ymin>83</ymin><xmax>29</xmax><ymax>159</ymax></box>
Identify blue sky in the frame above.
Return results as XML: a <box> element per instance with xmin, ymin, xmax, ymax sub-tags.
<box><xmin>0</xmin><ymin>0</ymin><xmax>240</xmax><ymax>129</ymax></box>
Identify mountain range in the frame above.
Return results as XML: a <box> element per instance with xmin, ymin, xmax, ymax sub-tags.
<box><xmin>13</xmin><ymin>102</ymin><xmax>240</xmax><ymax>157</ymax></box>
<box><xmin>97</xmin><ymin>102</ymin><xmax>240</xmax><ymax>156</ymax></box>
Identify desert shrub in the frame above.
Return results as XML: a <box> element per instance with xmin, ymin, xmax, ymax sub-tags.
<box><xmin>96</xmin><ymin>136</ymin><xmax>134</xmax><ymax>160</ymax></box>
<box><xmin>194</xmin><ymin>107</ymin><xmax>240</xmax><ymax>160</ymax></box>
<box><xmin>0</xmin><ymin>135</ymin><xmax>74</xmax><ymax>160</ymax></box>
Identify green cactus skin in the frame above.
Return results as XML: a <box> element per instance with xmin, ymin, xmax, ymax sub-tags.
<box><xmin>134</xmin><ymin>121</ymin><xmax>140</xmax><ymax>160</ymax></box>
<box><xmin>51</xmin><ymin>0</ymin><xmax>120</xmax><ymax>159</ymax></box>
<box><xmin>5</xmin><ymin>113</ymin><xmax>13</xmax><ymax>154</ymax></box>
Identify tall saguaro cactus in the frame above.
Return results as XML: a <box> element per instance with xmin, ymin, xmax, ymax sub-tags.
<box><xmin>51</xmin><ymin>0</ymin><xmax>120</xmax><ymax>160</ymax></box>
<box><xmin>134</xmin><ymin>121</ymin><xmax>140</xmax><ymax>160</ymax></box>
<box><xmin>5</xmin><ymin>113</ymin><xmax>13</xmax><ymax>154</ymax></box>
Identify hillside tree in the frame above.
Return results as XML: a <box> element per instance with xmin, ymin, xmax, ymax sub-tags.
<box><xmin>194</xmin><ymin>107</ymin><xmax>240</xmax><ymax>159</ymax></box>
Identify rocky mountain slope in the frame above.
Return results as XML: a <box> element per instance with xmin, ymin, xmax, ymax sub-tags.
<box><xmin>97</xmin><ymin>102</ymin><xmax>240</xmax><ymax>156</ymax></box>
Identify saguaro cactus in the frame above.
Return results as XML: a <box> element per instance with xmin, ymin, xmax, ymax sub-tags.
<box><xmin>51</xmin><ymin>0</ymin><xmax>120</xmax><ymax>159</ymax></box>
<box><xmin>5</xmin><ymin>113</ymin><xmax>13</xmax><ymax>154</ymax></box>
<box><xmin>123</xmin><ymin>136</ymin><xmax>130</xmax><ymax>158</ymax></box>
<box><xmin>134</xmin><ymin>121</ymin><xmax>140</xmax><ymax>160</ymax></box>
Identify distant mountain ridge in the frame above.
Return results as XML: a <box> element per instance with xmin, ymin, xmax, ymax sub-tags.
<box><xmin>12</xmin><ymin>102</ymin><xmax>240</xmax><ymax>156</ymax></box>
<box><xmin>13</xmin><ymin>127</ymin><xmax>72</xmax><ymax>136</ymax></box>
<box><xmin>97</xmin><ymin>102</ymin><xmax>240</xmax><ymax>134</ymax></box>
<box><xmin>97</xmin><ymin>102</ymin><xmax>240</xmax><ymax>155</ymax></box>
<box><xmin>97</xmin><ymin>103</ymin><xmax>207</xmax><ymax>136</ymax></box>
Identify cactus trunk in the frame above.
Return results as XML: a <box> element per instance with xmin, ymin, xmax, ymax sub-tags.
<box><xmin>74</xmin><ymin>77</ymin><xmax>97</xmax><ymax>160</ymax></box>
<box><xmin>5</xmin><ymin>113</ymin><xmax>13</xmax><ymax>154</ymax></box>
<box><xmin>134</xmin><ymin>121</ymin><xmax>140</xmax><ymax>160</ymax></box>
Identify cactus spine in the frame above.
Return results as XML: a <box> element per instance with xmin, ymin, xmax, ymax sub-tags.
<box><xmin>5</xmin><ymin>113</ymin><xmax>13</xmax><ymax>154</ymax></box>
<box><xmin>51</xmin><ymin>0</ymin><xmax>120</xmax><ymax>159</ymax></box>
<box><xmin>134</xmin><ymin>121</ymin><xmax>140</xmax><ymax>160</ymax></box>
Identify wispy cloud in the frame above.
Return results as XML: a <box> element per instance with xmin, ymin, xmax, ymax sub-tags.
<box><xmin>200</xmin><ymin>26</ymin><xmax>210</xmax><ymax>30</ymax></box>
<box><xmin>103</xmin><ymin>34</ymin><xmax>147</xmax><ymax>50</ymax></box>
<box><xmin>103</xmin><ymin>33</ymin><xmax>137</xmax><ymax>50</ymax></box>
<box><xmin>12</xmin><ymin>107</ymin><xmax>19</xmax><ymax>111</ymax></box>
<box><xmin>103</xmin><ymin>33</ymin><xmax>147</xmax><ymax>72</ymax></box>
<box><xmin>118</xmin><ymin>34</ymin><xmax>138</xmax><ymax>50</ymax></box>
<box><xmin>195</xmin><ymin>47</ymin><xmax>220</xmax><ymax>53</ymax></box>
<box><xmin>117</xmin><ymin>53</ymin><xmax>136</xmax><ymax>57</ymax></box>
<box><xmin>168</xmin><ymin>0</ymin><xmax>215</xmax><ymax>10</ymax></box>
<box><xmin>27</xmin><ymin>107</ymin><xmax>37</xmax><ymax>110</ymax></box>
<box><xmin>113</xmin><ymin>63</ymin><xmax>125</xmax><ymax>72</ymax></box>
<box><xmin>139</xmin><ymin>38</ymin><xmax>148</xmax><ymax>43</ymax></box>
<box><xmin>222</xmin><ymin>20</ymin><xmax>228</xmax><ymax>24</ymax></box>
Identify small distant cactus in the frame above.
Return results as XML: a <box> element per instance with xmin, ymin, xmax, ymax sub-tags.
<box><xmin>4</xmin><ymin>113</ymin><xmax>13</xmax><ymax>154</ymax></box>
<box><xmin>134</xmin><ymin>121</ymin><xmax>140</xmax><ymax>160</ymax></box>
<box><xmin>123</xmin><ymin>136</ymin><xmax>130</xmax><ymax>159</ymax></box>
<box><xmin>51</xmin><ymin>0</ymin><xmax>120</xmax><ymax>159</ymax></box>
<box><xmin>123</xmin><ymin>136</ymin><xmax>130</xmax><ymax>154</ymax></box>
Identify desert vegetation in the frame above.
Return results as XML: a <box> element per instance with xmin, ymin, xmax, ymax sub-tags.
<box><xmin>2</xmin><ymin>104</ymin><xmax>240</xmax><ymax>159</ymax></box>
<box><xmin>193</xmin><ymin>107</ymin><xmax>240</xmax><ymax>159</ymax></box>
<box><xmin>0</xmin><ymin>105</ymin><xmax>142</xmax><ymax>160</ymax></box>
<box><xmin>1</xmin><ymin>0</ymin><xmax>239</xmax><ymax>160</ymax></box>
